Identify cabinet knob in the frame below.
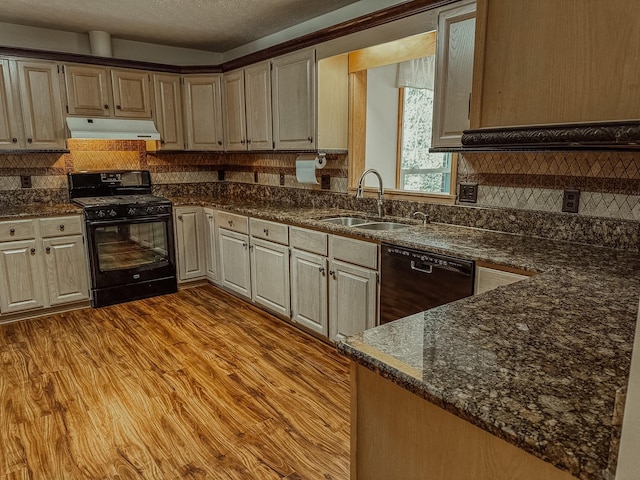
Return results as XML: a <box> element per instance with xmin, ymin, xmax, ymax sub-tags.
<box><xmin>329</xmin><ymin>270</ymin><xmax>335</xmax><ymax>277</ymax></box>
<box><xmin>104</xmin><ymin>104</ymin><xmax>109</xmax><ymax>109</ymax></box>
<box><xmin>242</xmin><ymin>242</ymin><xmax>247</xmax><ymax>248</ymax></box>
<box><xmin>247</xmin><ymin>139</ymin><xmax>251</xmax><ymax>144</ymax></box>
<box><xmin>208</xmin><ymin>215</ymin><xmax>213</xmax><ymax>220</ymax></box>
<box><xmin>12</xmin><ymin>138</ymin><xmax>17</xmax><ymax>143</ymax></box>
<box><xmin>27</xmin><ymin>138</ymin><xmax>33</xmax><ymax>143</ymax></box>
<box><xmin>263</xmin><ymin>228</ymin><xmax>269</xmax><ymax>236</ymax></box>
<box><xmin>178</xmin><ymin>215</ymin><xmax>183</xmax><ymax>220</ymax></box>
<box><xmin>9</xmin><ymin>228</ymin><xmax>15</xmax><ymax>235</ymax></box>
<box><xmin>46</xmin><ymin>247</ymin><xmax>51</xmax><ymax>254</ymax></box>
<box><xmin>307</xmin><ymin>136</ymin><xmax>313</xmax><ymax>143</ymax></box>
<box><xmin>228</xmin><ymin>220</ymin><xmax>233</xmax><ymax>227</ymax></box>
<box><xmin>30</xmin><ymin>248</ymin><xmax>36</xmax><ymax>255</ymax></box>
<box><xmin>160</xmin><ymin>140</ymin><xmax>165</xmax><ymax>144</ymax></box>
<box><xmin>59</xmin><ymin>224</ymin><xmax>65</xmax><ymax>231</ymax></box>
<box><xmin>116</xmin><ymin>105</ymin><xmax>121</xmax><ymax>110</ymax></box>
<box><xmin>218</xmin><ymin>141</ymin><xmax>222</xmax><ymax>146</ymax></box>
<box><xmin>319</xmin><ymin>267</ymin><xmax>325</xmax><ymax>275</ymax></box>
<box><xmin>240</xmin><ymin>139</ymin><xmax>245</xmax><ymax>145</ymax></box>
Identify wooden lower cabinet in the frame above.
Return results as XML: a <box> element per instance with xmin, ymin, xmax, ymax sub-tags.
<box><xmin>174</xmin><ymin>206</ymin><xmax>206</xmax><ymax>282</ymax></box>
<box><xmin>351</xmin><ymin>364</ymin><xmax>577</xmax><ymax>480</ymax></box>
<box><xmin>328</xmin><ymin>259</ymin><xmax>377</xmax><ymax>342</ymax></box>
<box><xmin>250</xmin><ymin>237</ymin><xmax>290</xmax><ymax>317</ymax></box>
<box><xmin>42</xmin><ymin>234</ymin><xmax>90</xmax><ymax>306</ymax></box>
<box><xmin>0</xmin><ymin>239</ymin><xmax>46</xmax><ymax>313</ymax></box>
<box><xmin>290</xmin><ymin>248</ymin><xmax>328</xmax><ymax>336</ymax></box>
<box><xmin>218</xmin><ymin>228</ymin><xmax>251</xmax><ymax>299</ymax></box>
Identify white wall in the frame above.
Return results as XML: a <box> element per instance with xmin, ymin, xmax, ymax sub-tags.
<box><xmin>616</xmin><ymin>299</ymin><xmax>640</xmax><ymax>478</ymax></box>
<box><xmin>364</xmin><ymin>63</ymin><xmax>398</xmax><ymax>189</ymax></box>
<box><xmin>0</xmin><ymin>22</ymin><xmax>222</xmax><ymax>65</ymax></box>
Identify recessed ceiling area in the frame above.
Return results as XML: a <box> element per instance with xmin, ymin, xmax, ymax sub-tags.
<box><xmin>0</xmin><ymin>0</ymin><xmax>363</xmax><ymax>52</ymax></box>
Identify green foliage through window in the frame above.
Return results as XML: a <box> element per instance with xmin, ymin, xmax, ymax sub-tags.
<box><xmin>399</xmin><ymin>87</ymin><xmax>451</xmax><ymax>194</ymax></box>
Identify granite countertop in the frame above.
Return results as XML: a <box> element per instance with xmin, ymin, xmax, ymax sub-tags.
<box><xmin>5</xmin><ymin>197</ymin><xmax>639</xmax><ymax>480</ymax></box>
<box><xmin>0</xmin><ymin>203</ymin><xmax>82</xmax><ymax>219</ymax></box>
<box><xmin>171</xmin><ymin>195</ymin><xmax>640</xmax><ymax>480</ymax></box>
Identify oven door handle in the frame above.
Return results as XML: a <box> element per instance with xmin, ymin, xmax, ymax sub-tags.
<box><xmin>87</xmin><ymin>214</ymin><xmax>171</xmax><ymax>227</ymax></box>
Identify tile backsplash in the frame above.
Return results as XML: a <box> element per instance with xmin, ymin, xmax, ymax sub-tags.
<box><xmin>458</xmin><ymin>151</ymin><xmax>640</xmax><ymax>220</ymax></box>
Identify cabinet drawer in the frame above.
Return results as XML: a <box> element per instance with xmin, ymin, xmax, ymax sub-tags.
<box><xmin>40</xmin><ymin>216</ymin><xmax>83</xmax><ymax>238</ymax></box>
<box><xmin>290</xmin><ymin>226</ymin><xmax>327</xmax><ymax>256</ymax></box>
<box><xmin>250</xmin><ymin>218</ymin><xmax>288</xmax><ymax>245</ymax></box>
<box><xmin>330</xmin><ymin>235</ymin><xmax>378</xmax><ymax>270</ymax></box>
<box><xmin>0</xmin><ymin>219</ymin><xmax>36</xmax><ymax>242</ymax></box>
<box><xmin>215</xmin><ymin>211</ymin><xmax>249</xmax><ymax>234</ymax></box>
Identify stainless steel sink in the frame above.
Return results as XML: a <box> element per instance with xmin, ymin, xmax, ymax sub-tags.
<box><xmin>353</xmin><ymin>222</ymin><xmax>411</xmax><ymax>230</ymax></box>
<box><xmin>320</xmin><ymin>217</ymin><xmax>369</xmax><ymax>226</ymax></box>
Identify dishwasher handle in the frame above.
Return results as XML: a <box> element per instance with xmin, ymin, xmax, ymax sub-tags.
<box><xmin>410</xmin><ymin>261</ymin><xmax>432</xmax><ymax>274</ymax></box>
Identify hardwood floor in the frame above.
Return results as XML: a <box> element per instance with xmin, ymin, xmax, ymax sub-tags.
<box><xmin>0</xmin><ymin>285</ymin><xmax>351</xmax><ymax>479</ymax></box>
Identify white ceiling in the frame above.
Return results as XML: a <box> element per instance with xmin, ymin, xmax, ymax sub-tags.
<box><xmin>0</xmin><ymin>0</ymin><xmax>363</xmax><ymax>53</ymax></box>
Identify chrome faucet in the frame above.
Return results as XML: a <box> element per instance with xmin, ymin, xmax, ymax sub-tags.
<box><xmin>356</xmin><ymin>169</ymin><xmax>384</xmax><ymax>218</ymax></box>
<box><xmin>413</xmin><ymin>211</ymin><xmax>430</xmax><ymax>225</ymax></box>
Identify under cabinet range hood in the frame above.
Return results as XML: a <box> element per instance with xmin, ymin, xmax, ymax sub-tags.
<box><xmin>66</xmin><ymin>117</ymin><xmax>161</xmax><ymax>141</ymax></box>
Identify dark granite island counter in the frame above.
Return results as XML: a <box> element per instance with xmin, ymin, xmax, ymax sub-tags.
<box><xmin>338</xmin><ymin>235</ymin><xmax>640</xmax><ymax>480</ymax></box>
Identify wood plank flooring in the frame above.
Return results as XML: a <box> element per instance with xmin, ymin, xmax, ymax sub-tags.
<box><xmin>0</xmin><ymin>285</ymin><xmax>351</xmax><ymax>479</ymax></box>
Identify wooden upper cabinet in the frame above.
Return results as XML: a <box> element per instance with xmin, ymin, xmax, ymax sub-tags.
<box><xmin>471</xmin><ymin>0</ymin><xmax>640</xmax><ymax>129</ymax></box>
<box><xmin>0</xmin><ymin>59</ymin><xmax>21</xmax><ymax>150</ymax></box>
<box><xmin>183</xmin><ymin>75</ymin><xmax>224</xmax><ymax>151</ymax></box>
<box><xmin>223</xmin><ymin>62</ymin><xmax>272</xmax><ymax>151</ymax></box>
<box><xmin>222</xmin><ymin>69</ymin><xmax>247</xmax><ymax>151</ymax></box>
<box><xmin>111</xmin><ymin>69</ymin><xmax>152</xmax><ymax>118</ymax></box>
<box><xmin>272</xmin><ymin>48</ymin><xmax>316</xmax><ymax>150</ymax></box>
<box><xmin>16</xmin><ymin>60</ymin><xmax>66</xmax><ymax>149</ymax></box>
<box><xmin>432</xmin><ymin>0</ymin><xmax>476</xmax><ymax>148</ymax></box>
<box><xmin>153</xmin><ymin>73</ymin><xmax>184</xmax><ymax>150</ymax></box>
<box><xmin>64</xmin><ymin>64</ymin><xmax>111</xmax><ymax>116</ymax></box>
<box><xmin>244</xmin><ymin>61</ymin><xmax>273</xmax><ymax>150</ymax></box>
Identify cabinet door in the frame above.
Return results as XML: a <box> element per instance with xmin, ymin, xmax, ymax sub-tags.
<box><xmin>111</xmin><ymin>69</ymin><xmax>152</xmax><ymax>118</ymax></box>
<box><xmin>16</xmin><ymin>60</ymin><xmax>66</xmax><ymax>149</ymax></box>
<box><xmin>245</xmin><ymin>61</ymin><xmax>273</xmax><ymax>150</ymax></box>
<box><xmin>432</xmin><ymin>0</ymin><xmax>476</xmax><ymax>147</ymax></box>
<box><xmin>218</xmin><ymin>228</ymin><xmax>251</xmax><ymax>299</ymax></box>
<box><xmin>153</xmin><ymin>73</ymin><xmax>184</xmax><ymax>150</ymax></box>
<box><xmin>0</xmin><ymin>239</ymin><xmax>46</xmax><ymax>314</ymax></box>
<box><xmin>64</xmin><ymin>64</ymin><xmax>111</xmax><ymax>117</ymax></box>
<box><xmin>222</xmin><ymin>69</ymin><xmax>247</xmax><ymax>151</ymax></box>
<box><xmin>183</xmin><ymin>75</ymin><xmax>224</xmax><ymax>150</ymax></box>
<box><xmin>272</xmin><ymin>49</ymin><xmax>316</xmax><ymax>150</ymax></box>
<box><xmin>250</xmin><ymin>237</ymin><xmax>290</xmax><ymax>317</ymax></box>
<box><xmin>42</xmin><ymin>234</ymin><xmax>90</xmax><ymax>306</ymax></box>
<box><xmin>203</xmin><ymin>208</ymin><xmax>218</xmax><ymax>283</ymax></box>
<box><xmin>291</xmin><ymin>249</ymin><xmax>328</xmax><ymax>337</ymax></box>
<box><xmin>0</xmin><ymin>59</ymin><xmax>21</xmax><ymax>150</ymax></box>
<box><xmin>174</xmin><ymin>206</ymin><xmax>206</xmax><ymax>281</ymax></box>
<box><xmin>329</xmin><ymin>259</ymin><xmax>377</xmax><ymax>342</ymax></box>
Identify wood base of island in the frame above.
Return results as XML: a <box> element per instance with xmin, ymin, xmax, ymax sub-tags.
<box><xmin>350</xmin><ymin>363</ymin><xmax>577</xmax><ymax>480</ymax></box>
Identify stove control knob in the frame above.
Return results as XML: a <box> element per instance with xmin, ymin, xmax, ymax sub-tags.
<box><xmin>98</xmin><ymin>210</ymin><xmax>106</xmax><ymax>218</ymax></box>
<box><xmin>146</xmin><ymin>206</ymin><xmax>155</xmax><ymax>214</ymax></box>
<box><xmin>128</xmin><ymin>208</ymin><xmax>137</xmax><ymax>216</ymax></box>
<box><xmin>109</xmin><ymin>209</ymin><xmax>117</xmax><ymax>217</ymax></box>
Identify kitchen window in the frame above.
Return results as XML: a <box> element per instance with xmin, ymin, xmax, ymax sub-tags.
<box><xmin>397</xmin><ymin>86</ymin><xmax>453</xmax><ymax>194</ymax></box>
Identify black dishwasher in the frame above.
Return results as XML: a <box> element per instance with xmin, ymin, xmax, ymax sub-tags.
<box><xmin>380</xmin><ymin>243</ymin><xmax>475</xmax><ymax>324</ymax></box>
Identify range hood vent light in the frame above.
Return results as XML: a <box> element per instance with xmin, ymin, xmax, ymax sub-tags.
<box><xmin>66</xmin><ymin>117</ymin><xmax>161</xmax><ymax>141</ymax></box>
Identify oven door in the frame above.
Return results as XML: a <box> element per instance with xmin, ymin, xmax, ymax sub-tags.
<box><xmin>85</xmin><ymin>214</ymin><xmax>176</xmax><ymax>289</ymax></box>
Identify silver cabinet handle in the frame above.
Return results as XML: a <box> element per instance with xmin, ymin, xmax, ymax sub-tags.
<box><xmin>410</xmin><ymin>261</ymin><xmax>432</xmax><ymax>274</ymax></box>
